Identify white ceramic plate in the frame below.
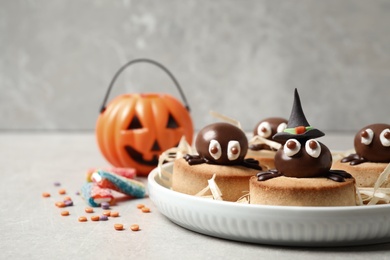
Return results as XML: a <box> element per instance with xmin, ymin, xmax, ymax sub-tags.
<box><xmin>148</xmin><ymin>162</ymin><xmax>390</xmax><ymax>247</ymax></box>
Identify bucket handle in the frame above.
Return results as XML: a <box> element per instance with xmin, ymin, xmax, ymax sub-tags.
<box><xmin>100</xmin><ymin>58</ymin><xmax>190</xmax><ymax>113</ymax></box>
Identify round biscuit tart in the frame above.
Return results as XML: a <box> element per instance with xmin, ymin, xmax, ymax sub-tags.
<box><xmin>249</xmin><ymin>175</ymin><xmax>357</xmax><ymax>206</ymax></box>
<box><xmin>332</xmin><ymin>160</ymin><xmax>389</xmax><ymax>188</ymax></box>
<box><xmin>172</xmin><ymin>157</ymin><xmax>259</xmax><ymax>202</ymax></box>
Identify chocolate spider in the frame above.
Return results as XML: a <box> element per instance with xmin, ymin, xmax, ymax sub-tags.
<box><xmin>256</xmin><ymin>89</ymin><xmax>352</xmax><ymax>183</ymax></box>
<box><xmin>341</xmin><ymin>123</ymin><xmax>390</xmax><ymax>165</ymax></box>
<box><xmin>249</xmin><ymin>117</ymin><xmax>288</xmax><ymax>151</ymax></box>
<box><xmin>184</xmin><ymin>122</ymin><xmax>262</xmax><ymax>170</ymax></box>
<box><xmin>257</xmin><ymin>138</ymin><xmax>352</xmax><ymax>182</ymax></box>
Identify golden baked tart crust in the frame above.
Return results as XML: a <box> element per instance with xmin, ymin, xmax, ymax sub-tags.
<box><xmin>249</xmin><ymin>175</ymin><xmax>357</xmax><ymax>206</ymax></box>
<box><xmin>332</xmin><ymin>160</ymin><xmax>389</xmax><ymax>188</ymax></box>
<box><xmin>172</xmin><ymin>157</ymin><xmax>259</xmax><ymax>202</ymax></box>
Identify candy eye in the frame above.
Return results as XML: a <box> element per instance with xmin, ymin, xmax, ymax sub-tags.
<box><xmin>227</xmin><ymin>140</ymin><xmax>241</xmax><ymax>161</ymax></box>
<box><xmin>257</xmin><ymin>122</ymin><xmax>272</xmax><ymax>138</ymax></box>
<box><xmin>361</xmin><ymin>128</ymin><xmax>374</xmax><ymax>145</ymax></box>
<box><xmin>208</xmin><ymin>140</ymin><xmax>222</xmax><ymax>160</ymax></box>
<box><xmin>305</xmin><ymin>139</ymin><xmax>321</xmax><ymax>158</ymax></box>
<box><xmin>284</xmin><ymin>139</ymin><xmax>301</xmax><ymax>157</ymax></box>
<box><xmin>277</xmin><ymin>122</ymin><xmax>287</xmax><ymax>133</ymax></box>
<box><xmin>380</xmin><ymin>129</ymin><xmax>390</xmax><ymax>147</ymax></box>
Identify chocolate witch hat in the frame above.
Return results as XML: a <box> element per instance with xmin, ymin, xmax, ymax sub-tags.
<box><xmin>273</xmin><ymin>88</ymin><xmax>324</xmax><ymax>141</ymax></box>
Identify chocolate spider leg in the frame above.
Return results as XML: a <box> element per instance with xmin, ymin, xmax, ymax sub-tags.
<box><xmin>349</xmin><ymin>157</ymin><xmax>367</xmax><ymax>166</ymax></box>
<box><xmin>183</xmin><ymin>154</ymin><xmax>195</xmax><ymax>160</ymax></box>
<box><xmin>184</xmin><ymin>154</ymin><xmax>207</xmax><ymax>165</ymax></box>
<box><xmin>326</xmin><ymin>169</ymin><xmax>353</xmax><ymax>182</ymax></box>
<box><xmin>187</xmin><ymin>158</ymin><xmax>206</xmax><ymax>165</ymax></box>
<box><xmin>245</xmin><ymin>158</ymin><xmax>259</xmax><ymax>164</ymax></box>
<box><xmin>327</xmin><ymin>173</ymin><xmax>345</xmax><ymax>182</ymax></box>
<box><xmin>341</xmin><ymin>153</ymin><xmax>367</xmax><ymax>165</ymax></box>
<box><xmin>256</xmin><ymin>169</ymin><xmax>282</xmax><ymax>181</ymax></box>
<box><xmin>242</xmin><ymin>158</ymin><xmax>262</xmax><ymax>170</ymax></box>
<box><xmin>329</xmin><ymin>169</ymin><xmax>352</xmax><ymax>179</ymax></box>
<box><xmin>340</xmin><ymin>153</ymin><xmax>358</xmax><ymax>163</ymax></box>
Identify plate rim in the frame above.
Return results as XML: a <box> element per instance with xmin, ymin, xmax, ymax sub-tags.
<box><xmin>148</xmin><ymin>162</ymin><xmax>390</xmax><ymax>213</ymax></box>
<box><xmin>148</xmin><ymin>162</ymin><xmax>390</xmax><ymax>246</ymax></box>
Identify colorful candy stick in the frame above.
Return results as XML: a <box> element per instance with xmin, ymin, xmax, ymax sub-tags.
<box><xmin>92</xmin><ymin>170</ymin><xmax>146</xmax><ymax>198</ymax></box>
<box><xmin>81</xmin><ymin>182</ymin><xmax>114</xmax><ymax>207</ymax></box>
<box><xmin>86</xmin><ymin>167</ymin><xmax>137</xmax><ymax>182</ymax></box>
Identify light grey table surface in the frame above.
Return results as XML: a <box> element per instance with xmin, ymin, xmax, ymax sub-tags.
<box><xmin>1</xmin><ymin>132</ymin><xmax>390</xmax><ymax>260</ymax></box>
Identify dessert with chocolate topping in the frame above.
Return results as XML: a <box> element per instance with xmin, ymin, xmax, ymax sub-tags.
<box><xmin>332</xmin><ymin>123</ymin><xmax>390</xmax><ymax>187</ymax></box>
<box><xmin>172</xmin><ymin>122</ymin><xmax>262</xmax><ymax>202</ymax></box>
<box><xmin>249</xmin><ymin>89</ymin><xmax>356</xmax><ymax>206</ymax></box>
<box><xmin>250</xmin><ymin>117</ymin><xmax>288</xmax><ymax>151</ymax></box>
<box><xmin>246</xmin><ymin>117</ymin><xmax>288</xmax><ymax>170</ymax></box>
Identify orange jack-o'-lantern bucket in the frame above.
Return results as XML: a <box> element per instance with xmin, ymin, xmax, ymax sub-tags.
<box><xmin>96</xmin><ymin>59</ymin><xmax>194</xmax><ymax>176</ymax></box>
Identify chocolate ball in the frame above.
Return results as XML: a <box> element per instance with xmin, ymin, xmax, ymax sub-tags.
<box><xmin>354</xmin><ymin>123</ymin><xmax>390</xmax><ymax>163</ymax></box>
<box><xmin>275</xmin><ymin>140</ymin><xmax>332</xmax><ymax>178</ymax></box>
<box><xmin>253</xmin><ymin>117</ymin><xmax>288</xmax><ymax>141</ymax></box>
<box><xmin>195</xmin><ymin>122</ymin><xmax>248</xmax><ymax>165</ymax></box>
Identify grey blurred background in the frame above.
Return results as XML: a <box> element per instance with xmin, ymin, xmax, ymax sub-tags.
<box><xmin>1</xmin><ymin>0</ymin><xmax>389</xmax><ymax>133</ymax></box>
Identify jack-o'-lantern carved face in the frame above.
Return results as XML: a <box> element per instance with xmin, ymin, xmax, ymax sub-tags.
<box><xmin>96</xmin><ymin>93</ymin><xmax>194</xmax><ymax>176</ymax></box>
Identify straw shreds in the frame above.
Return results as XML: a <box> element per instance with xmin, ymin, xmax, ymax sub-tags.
<box><xmin>248</xmin><ymin>135</ymin><xmax>282</xmax><ymax>152</ymax></box>
<box><xmin>357</xmin><ymin>163</ymin><xmax>390</xmax><ymax>205</ymax></box>
<box><xmin>157</xmin><ymin>136</ymin><xmax>195</xmax><ymax>188</ymax></box>
<box><xmin>195</xmin><ymin>174</ymin><xmax>223</xmax><ymax>201</ymax></box>
<box><xmin>209</xmin><ymin>110</ymin><xmax>241</xmax><ymax>129</ymax></box>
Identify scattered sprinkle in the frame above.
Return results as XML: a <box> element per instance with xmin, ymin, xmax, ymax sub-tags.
<box><xmin>64</xmin><ymin>200</ymin><xmax>73</xmax><ymax>207</ymax></box>
<box><xmin>46</xmin><ymin>180</ymin><xmax>147</xmax><ymax>233</ymax></box>
<box><xmin>130</xmin><ymin>224</ymin><xmax>140</xmax><ymax>231</ymax></box>
<box><xmin>141</xmin><ymin>207</ymin><xmax>151</xmax><ymax>213</ymax></box>
<box><xmin>110</xmin><ymin>211</ymin><xmax>119</xmax><ymax>217</ymax></box>
<box><xmin>58</xmin><ymin>189</ymin><xmax>66</xmax><ymax>195</ymax></box>
<box><xmin>42</xmin><ymin>192</ymin><xmax>51</xmax><ymax>198</ymax></box>
<box><xmin>55</xmin><ymin>202</ymin><xmax>66</xmax><ymax>208</ymax></box>
<box><xmin>137</xmin><ymin>204</ymin><xmax>151</xmax><ymax>213</ymax></box>
<box><xmin>102</xmin><ymin>210</ymin><xmax>111</xmax><ymax>216</ymax></box>
<box><xmin>85</xmin><ymin>207</ymin><xmax>94</xmax><ymax>213</ymax></box>
<box><xmin>101</xmin><ymin>202</ymin><xmax>110</xmax><ymax>210</ymax></box>
<box><xmin>114</xmin><ymin>224</ymin><xmax>124</xmax><ymax>231</ymax></box>
<box><xmin>91</xmin><ymin>215</ymin><xmax>100</xmax><ymax>221</ymax></box>
<box><xmin>78</xmin><ymin>216</ymin><xmax>88</xmax><ymax>222</ymax></box>
<box><xmin>99</xmin><ymin>215</ymin><xmax>108</xmax><ymax>221</ymax></box>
